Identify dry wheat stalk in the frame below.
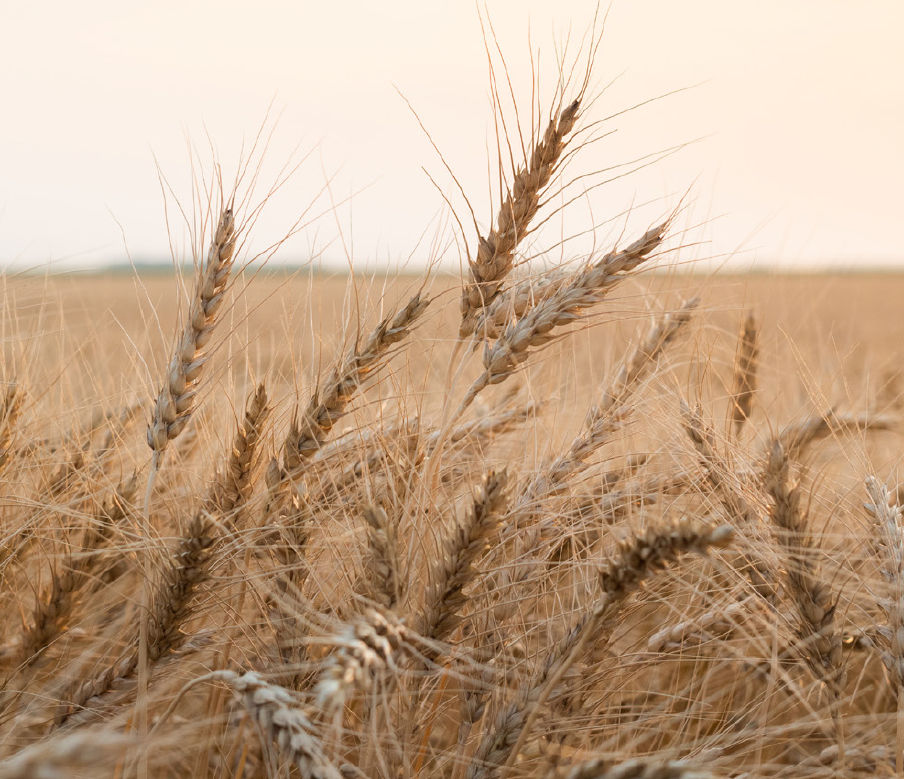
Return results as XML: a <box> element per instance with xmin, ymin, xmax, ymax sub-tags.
<box><xmin>729</xmin><ymin>312</ymin><xmax>758</xmax><ymax>438</ymax></box>
<box><xmin>459</xmin><ymin>222</ymin><xmax>669</xmax><ymax>415</ymax></box>
<box><xmin>469</xmin><ymin>521</ymin><xmax>734</xmax><ymax>778</ymax></box>
<box><xmin>460</xmin><ymin>98</ymin><xmax>581</xmax><ymax>339</ymax></box>
<box><xmin>146</xmin><ymin>207</ymin><xmax>237</xmax><ymax>492</ymax></box>
<box><xmin>563</xmin><ymin>757</ymin><xmax>718</xmax><ymax>779</ymax></box>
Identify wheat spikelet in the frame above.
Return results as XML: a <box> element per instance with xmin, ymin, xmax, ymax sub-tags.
<box><xmin>646</xmin><ymin>596</ymin><xmax>755</xmax><ymax>654</ymax></box>
<box><xmin>460</xmin><ymin>98</ymin><xmax>581</xmax><ymax>339</ymax></box>
<box><xmin>730</xmin><ymin>311</ymin><xmax>758</xmax><ymax>437</ymax></box>
<box><xmin>315</xmin><ymin>608</ymin><xmax>410</xmax><ymax>714</ymax></box>
<box><xmin>146</xmin><ymin>207</ymin><xmax>237</xmax><ymax>475</ymax></box>
<box><xmin>360</xmin><ymin>505</ymin><xmax>402</xmax><ymax>610</ymax></box>
<box><xmin>470</xmin><ymin>267</ymin><xmax>571</xmax><ymax>341</ymax></box>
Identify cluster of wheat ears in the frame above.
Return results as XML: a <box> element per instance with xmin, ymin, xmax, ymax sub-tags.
<box><xmin>0</xmin><ymin>37</ymin><xmax>902</xmax><ymax>779</ymax></box>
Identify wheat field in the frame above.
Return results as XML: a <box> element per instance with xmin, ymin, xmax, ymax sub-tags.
<box><xmin>1</xmin><ymin>58</ymin><xmax>904</xmax><ymax>779</ymax></box>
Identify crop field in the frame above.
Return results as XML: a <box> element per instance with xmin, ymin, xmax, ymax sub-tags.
<box><xmin>0</xmin><ymin>43</ymin><xmax>903</xmax><ymax>777</ymax></box>
<box><xmin>1</xmin><ymin>264</ymin><xmax>903</xmax><ymax>778</ymax></box>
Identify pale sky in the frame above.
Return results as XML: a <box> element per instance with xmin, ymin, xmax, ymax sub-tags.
<box><xmin>1</xmin><ymin>1</ymin><xmax>902</xmax><ymax>271</ymax></box>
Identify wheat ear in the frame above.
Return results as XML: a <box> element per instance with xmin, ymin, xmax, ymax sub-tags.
<box><xmin>281</xmin><ymin>292</ymin><xmax>430</xmax><ymax>476</ymax></box>
<box><xmin>459</xmin><ymin>222</ymin><xmax>669</xmax><ymax>416</ymax></box>
<box><xmin>146</xmin><ymin>382</ymin><xmax>270</xmax><ymax>662</ymax></box>
<box><xmin>729</xmin><ymin>311</ymin><xmax>758</xmax><ymax>438</ymax></box>
<box><xmin>418</xmin><ymin>470</ymin><xmax>508</xmax><ymax>646</ymax></box>
<box><xmin>460</xmin><ymin>98</ymin><xmax>581</xmax><ymax>339</ymax></box>
<box><xmin>208</xmin><ymin>670</ymin><xmax>341</xmax><ymax>779</ymax></box>
<box><xmin>563</xmin><ymin>757</ymin><xmax>718</xmax><ymax>779</ymax></box>
<box><xmin>0</xmin><ymin>382</ymin><xmax>23</xmax><ymax>476</ymax></box>
<box><xmin>145</xmin><ymin>207</ymin><xmax>237</xmax><ymax>511</ymax></box>
<box><xmin>538</xmin><ymin>298</ymin><xmax>697</xmax><ymax>496</ymax></box>
<box><xmin>470</xmin><ymin>521</ymin><xmax>733</xmax><ymax>778</ymax></box>
<box><xmin>314</xmin><ymin>608</ymin><xmax>410</xmax><ymax>715</ymax></box>
<box><xmin>18</xmin><ymin>475</ymin><xmax>138</xmax><ymax>665</ymax></box>
<box><xmin>360</xmin><ymin>505</ymin><xmax>402</xmax><ymax>610</ymax></box>
<box><xmin>864</xmin><ymin>475</ymin><xmax>904</xmax><ymax>773</ymax></box>
<box><xmin>57</xmin><ymin>384</ymin><xmax>268</xmax><ymax>723</ymax></box>
<box><xmin>764</xmin><ymin>441</ymin><xmax>844</xmax><ymax>751</ymax></box>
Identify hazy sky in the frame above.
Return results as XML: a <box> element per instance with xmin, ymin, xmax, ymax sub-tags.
<box><xmin>1</xmin><ymin>1</ymin><xmax>902</xmax><ymax>271</ymax></box>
